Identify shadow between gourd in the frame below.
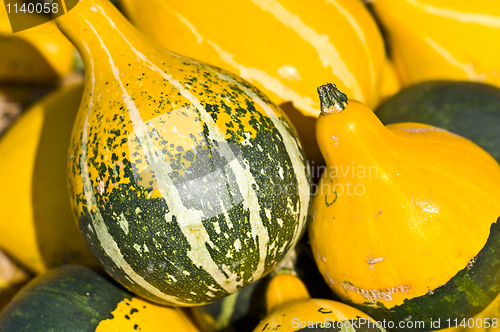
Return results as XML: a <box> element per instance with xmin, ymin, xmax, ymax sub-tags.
<box><xmin>278</xmin><ymin>101</ymin><xmax>324</xmax><ymax>183</ymax></box>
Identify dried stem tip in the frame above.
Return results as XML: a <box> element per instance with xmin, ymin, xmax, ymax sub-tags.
<box><xmin>317</xmin><ymin>83</ymin><xmax>349</xmax><ymax>115</ymax></box>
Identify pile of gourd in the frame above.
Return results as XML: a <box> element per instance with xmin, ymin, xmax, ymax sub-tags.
<box><xmin>1</xmin><ymin>0</ymin><xmax>500</xmax><ymax>331</ymax></box>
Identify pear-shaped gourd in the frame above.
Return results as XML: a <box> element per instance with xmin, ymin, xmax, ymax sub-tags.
<box><xmin>57</xmin><ymin>0</ymin><xmax>310</xmax><ymax>306</ymax></box>
<box><xmin>253</xmin><ymin>273</ymin><xmax>385</xmax><ymax>332</ymax></box>
<box><xmin>309</xmin><ymin>84</ymin><xmax>500</xmax><ymax>330</ymax></box>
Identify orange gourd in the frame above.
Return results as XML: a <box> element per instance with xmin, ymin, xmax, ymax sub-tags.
<box><xmin>309</xmin><ymin>83</ymin><xmax>500</xmax><ymax>329</ymax></box>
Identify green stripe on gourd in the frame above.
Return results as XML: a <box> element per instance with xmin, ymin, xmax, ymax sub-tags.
<box><xmin>77</xmin><ymin>88</ymin><xmax>308</xmax><ymax>305</ymax></box>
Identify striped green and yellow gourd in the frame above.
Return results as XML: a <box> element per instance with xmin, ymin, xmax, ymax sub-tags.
<box><xmin>57</xmin><ymin>0</ymin><xmax>310</xmax><ymax>306</ymax></box>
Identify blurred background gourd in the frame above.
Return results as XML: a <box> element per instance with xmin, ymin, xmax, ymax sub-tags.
<box><xmin>0</xmin><ymin>0</ymin><xmax>74</xmax><ymax>84</ymax></box>
<box><xmin>370</xmin><ymin>0</ymin><xmax>500</xmax><ymax>88</ymax></box>
<box><xmin>118</xmin><ymin>0</ymin><xmax>386</xmax><ymax>163</ymax></box>
<box><xmin>0</xmin><ymin>84</ymin><xmax>99</xmax><ymax>274</ymax></box>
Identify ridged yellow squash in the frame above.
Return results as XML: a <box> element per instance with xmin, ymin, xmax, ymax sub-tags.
<box><xmin>309</xmin><ymin>83</ymin><xmax>500</xmax><ymax>330</ymax></box>
<box><xmin>370</xmin><ymin>0</ymin><xmax>500</xmax><ymax>88</ymax></box>
<box><xmin>118</xmin><ymin>0</ymin><xmax>385</xmax><ymax>162</ymax></box>
<box><xmin>0</xmin><ymin>0</ymin><xmax>74</xmax><ymax>84</ymax></box>
<box><xmin>0</xmin><ymin>84</ymin><xmax>99</xmax><ymax>274</ymax></box>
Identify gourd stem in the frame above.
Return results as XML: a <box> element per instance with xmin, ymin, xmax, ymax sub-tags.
<box><xmin>317</xmin><ymin>83</ymin><xmax>349</xmax><ymax>115</ymax></box>
<box><xmin>55</xmin><ymin>0</ymin><xmax>145</xmax><ymax>69</ymax></box>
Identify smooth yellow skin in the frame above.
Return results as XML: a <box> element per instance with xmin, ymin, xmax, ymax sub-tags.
<box><xmin>254</xmin><ymin>273</ymin><xmax>383</xmax><ymax>331</ymax></box>
<box><xmin>378</xmin><ymin>59</ymin><xmax>402</xmax><ymax>104</ymax></box>
<box><xmin>0</xmin><ymin>0</ymin><xmax>74</xmax><ymax>83</ymax></box>
<box><xmin>119</xmin><ymin>0</ymin><xmax>385</xmax><ymax>111</ymax></box>
<box><xmin>96</xmin><ymin>297</ymin><xmax>200</xmax><ymax>332</ymax></box>
<box><xmin>371</xmin><ymin>0</ymin><xmax>500</xmax><ymax>88</ymax></box>
<box><xmin>265</xmin><ymin>273</ymin><xmax>310</xmax><ymax>314</ymax></box>
<box><xmin>309</xmin><ymin>99</ymin><xmax>500</xmax><ymax>309</ymax></box>
<box><xmin>0</xmin><ymin>84</ymin><xmax>99</xmax><ymax>274</ymax></box>
<box><xmin>118</xmin><ymin>0</ymin><xmax>385</xmax><ymax>162</ymax></box>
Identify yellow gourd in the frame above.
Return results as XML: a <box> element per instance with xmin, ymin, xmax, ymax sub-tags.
<box><xmin>0</xmin><ymin>84</ymin><xmax>99</xmax><ymax>274</ymax></box>
<box><xmin>309</xmin><ymin>83</ymin><xmax>500</xmax><ymax>328</ymax></box>
<box><xmin>254</xmin><ymin>273</ymin><xmax>386</xmax><ymax>331</ymax></box>
<box><xmin>378</xmin><ymin>59</ymin><xmax>402</xmax><ymax>104</ymax></box>
<box><xmin>118</xmin><ymin>0</ymin><xmax>386</xmax><ymax>162</ymax></box>
<box><xmin>370</xmin><ymin>0</ymin><xmax>500</xmax><ymax>88</ymax></box>
<box><xmin>0</xmin><ymin>1</ymin><xmax>74</xmax><ymax>84</ymax></box>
